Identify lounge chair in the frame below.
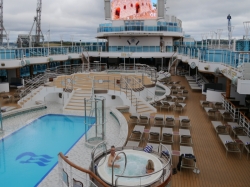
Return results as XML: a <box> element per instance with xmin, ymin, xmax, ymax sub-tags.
<box><xmin>179</xmin><ymin>146</ymin><xmax>198</xmax><ymax>173</ymax></box>
<box><xmin>182</xmin><ymin>90</ymin><xmax>188</xmax><ymax>97</ymax></box>
<box><xmin>213</xmin><ymin>102</ymin><xmax>224</xmax><ymax>109</ymax></box>
<box><xmin>179</xmin><ymin>129</ymin><xmax>192</xmax><ymax>145</ymax></box>
<box><xmin>128</xmin><ymin>113</ymin><xmax>139</xmax><ymax>125</ymax></box>
<box><xmin>148</xmin><ymin>127</ymin><xmax>161</xmax><ymax>142</ymax></box>
<box><xmin>179</xmin><ymin>116</ymin><xmax>191</xmax><ymax>129</ymax></box>
<box><xmin>221</xmin><ymin>112</ymin><xmax>233</xmax><ymax>122</ymax></box>
<box><xmin>138</xmin><ymin>113</ymin><xmax>150</xmax><ymax>126</ymax></box>
<box><xmin>161</xmin><ymin>128</ymin><xmax>173</xmax><ymax>143</ymax></box>
<box><xmin>154</xmin><ymin>114</ymin><xmax>165</xmax><ymax>127</ymax></box>
<box><xmin>174</xmin><ymin>104</ymin><xmax>184</xmax><ymax>114</ymax></box>
<box><xmin>165</xmin><ymin>95</ymin><xmax>173</xmax><ymax>102</ymax></box>
<box><xmin>153</xmin><ymin>101</ymin><xmax>163</xmax><ymax>111</ymax></box>
<box><xmin>218</xmin><ymin>134</ymin><xmax>241</xmax><ymax>158</ymax></box>
<box><xmin>176</xmin><ymin>96</ymin><xmax>185</xmax><ymax>103</ymax></box>
<box><xmin>238</xmin><ymin>136</ymin><xmax>250</xmax><ymax>160</ymax></box>
<box><xmin>1</xmin><ymin>106</ymin><xmax>16</xmax><ymax>112</ymax></box>
<box><xmin>211</xmin><ymin>121</ymin><xmax>229</xmax><ymax>136</ymax></box>
<box><xmin>207</xmin><ymin>109</ymin><xmax>217</xmax><ymax>120</ymax></box>
<box><xmin>165</xmin><ymin>115</ymin><xmax>175</xmax><ymax>127</ymax></box>
<box><xmin>232</xmin><ymin>127</ymin><xmax>247</xmax><ymax>138</ymax></box>
<box><xmin>200</xmin><ymin>100</ymin><xmax>210</xmax><ymax>108</ymax></box>
<box><xmin>129</xmin><ymin>125</ymin><xmax>145</xmax><ymax>142</ymax></box>
<box><xmin>126</xmin><ymin>141</ymin><xmax>140</xmax><ymax>147</ymax></box>
<box><xmin>160</xmin><ymin>101</ymin><xmax>171</xmax><ymax>112</ymax></box>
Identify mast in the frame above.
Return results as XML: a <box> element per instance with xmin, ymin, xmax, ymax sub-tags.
<box><xmin>36</xmin><ymin>0</ymin><xmax>42</xmax><ymax>44</ymax></box>
<box><xmin>0</xmin><ymin>0</ymin><xmax>6</xmax><ymax>46</ymax></box>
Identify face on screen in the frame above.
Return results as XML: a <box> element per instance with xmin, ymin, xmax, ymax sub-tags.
<box><xmin>111</xmin><ymin>0</ymin><xmax>157</xmax><ymax>20</ymax></box>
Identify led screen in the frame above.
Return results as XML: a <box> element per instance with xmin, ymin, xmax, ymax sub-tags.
<box><xmin>111</xmin><ymin>0</ymin><xmax>157</xmax><ymax>20</ymax></box>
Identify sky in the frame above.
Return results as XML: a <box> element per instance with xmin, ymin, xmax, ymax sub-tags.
<box><xmin>3</xmin><ymin>0</ymin><xmax>250</xmax><ymax>42</ymax></box>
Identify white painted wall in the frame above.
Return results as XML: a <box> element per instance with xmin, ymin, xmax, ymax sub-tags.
<box><xmin>206</xmin><ymin>90</ymin><xmax>225</xmax><ymax>102</ymax></box>
<box><xmin>45</xmin><ymin>93</ymin><xmax>64</xmax><ymax>104</ymax></box>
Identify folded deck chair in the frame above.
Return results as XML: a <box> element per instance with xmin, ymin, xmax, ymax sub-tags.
<box><xmin>211</xmin><ymin>121</ymin><xmax>229</xmax><ymax>136</ymax></box>
<box><xmin>129</xmin><ymin>125</ymin><xmax>145</xmax><ymax>142</ymax></box>
<box><xmin>138</xmin><ymin>113</ymin><xmax>150</xmax><ymax>126</ymax></box>
<box><xmin>179</xmin><ymin>129</ymin><xmax>192</xmax><ymax>145</ymax></box>
<box><xmin>161</xmin><ymin>128</ymin><xmax>173</xmax><ymax>143</ymax></box>
<box><xmin>179</xmin><ymin>116</ymin><xmax>191</xmax><ymax>129</ymax></box>
<box><xmin>179</xmin><ymin>146</ymin><xmax>198</xmax><ymax>173</ymax></box>
<box><xmin>148</xmin><ymin>127</ymin><xmax>161</xmax><ymax>142</ymax></box>
<box><xmin>154</xmin><ymin>114</ymin><xmax>164</xmax><ymax>127</ymax></box>
<box><xmin>126</xmin><ymin>141</ymin><xmax>140</xmax><ymax>147</ymax></box>
<box><xmin>128</xmin><ymin>113</ymin><xmax>139</xmax><ymax>125</ymax></box>
<box><xmin>218</xmin><ymin>134</ymin><xmax>241</xmax><ymax>158</ymax></box>
<box><xmin>238</xmin><ymin>136</ymin><xmax>250</xmax><ymax>160</ymax></box>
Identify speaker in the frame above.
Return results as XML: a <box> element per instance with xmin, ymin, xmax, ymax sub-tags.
<box><xmin>59</xmin><ymin>93</ymin><xmax>62</xmax><ymax>98</ymax></box>
<box><xmin>112</xmin><ymin>95</ymin><xmax>116</xmax><ymax>100</ymax></box>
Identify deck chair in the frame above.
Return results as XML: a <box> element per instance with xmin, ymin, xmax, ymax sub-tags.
<box><xmin>174</xmin><ymin>81</ymin><xmax>181</xmax><ymax>85</ymax></box>
<box><xmin>161</xmin><ymin>128</ymin><xmax>173</xmax><ymax>143</ymax></box>
<box><xmin>221</xmin><ymin>112</ymin><xmax>233</xmax><ymax>122</ymax></box>
<box><xmin>179</xmin><ymin>146</ymin><xmax>198</xmax><ymax>173</ymax></box>
<box><xmin>13</xmin><ymin>93</ymin><xmax>20</xmax><ymax>103</ymax></box>
<box><xmin>179</xmin><ymin>129</ymin><xmax>192</xmax><ymax>145</ymax></box>
<box><xmin>171</xmin><ymin>85</ymin><xmax>177</xmax><ymax>91</ymax></box>
<box><xmin>214</xmin><ymin>102</ymin><xmax>224</xmax><ymax>109</ymax></box>
<box><xmin>211</xmin><ymin>121</ymin><xmax>229</xmax><ymax>136</ymax></box>
<box><xmin>165</xmin><ymin>116</ymin><xmax>175</xmax><ymax>127</ymax></box>
<box><xmin>232</xmin><ymin>127</ymin><xmax>247</xmax><ymax>138</ymax></box>
<box><xmin>176</xmin><ymin>96</ymin><xmax>185</xmax><ymax>103</ymax></box>
<box><xmin>154</xmin><ymin>114</ymin><xmax>165</xmax><ymax>127</ymax></box>
<box><xmin>201</xmin><ymin>101</ymin><xmax>210</xmax><ymax>108</ymax></box>
<box><xmin>148</xmin><ymin>127</ymin><xmax>161</xmax><ymax>142</ymax></box>
<box><xmin>178</xmin><ymin>86</ymin><xmax>185</xmax><ymax>91</ymax></box>
<box><xmin>172</xmin><ymin>90</ymin><xmax>178</xmax><ymax>96</ymax></box>
<box><xmin>165</xmin><ymin>95</ymin><xmax>173</xmax><ymax>102</ymax></box>
<box><xmin>207</xmin><ymin>109</ymin><xmax>217</xmax><ymax>120</ymax></box>
<box><xmin>147</xmin><ymin>143</ymin><xmax>160</xmax><ymax>153</ymax></box>
<box><xmin>129</xmin><ymin>125</ymin><xmax>145</xmax><ymax>142</ymax></box>
<box><xmin>2</xmin><ymin>94</ymin><xmax>10</xmax><ymax>103</ymax></box>
<box><xmin>174</xmin><ymin>104</ymin><xmax>183</xmax><ymax>114</ymax></box>
<box><xmin>153</xmin><ymin>101</ymin><xmax>163</xmax><ymax>111</ymax></box>
<box><xmin>160</xmin><ymin>101</ymin><xmax>171</xmax><ymax>112</ymax></box>
<box><xmin>238</xmin><ymin>136</ymin><xmax>250</xmax><ymax>160</ymax></box>
<box><xmin>138</xmin><ymin>113</ymin><xmax>150</xmax><ymax>126</ymax></box>
<box><xmin>219</xmin><ymin>134</ymin><xmax>241</xmax><ymax>158</ymax></box>
<box><xmin>179</xmin><ymin>117</ymin><xmax>191</xmax><ymax>129</ymax></box>
<box><xmin>182</xmin><ymin>90</ymin><xmax>188</xmax><ymax>97</ymax></box>
<box><xmin>126</xmin><ymin>141</ymin><xmax>140</xmax><ymax>147</ymax></box>
<box><xmin>128</xmin><ymin>113</ymin><xmax>139</xmax><ymax>125</ymax></box>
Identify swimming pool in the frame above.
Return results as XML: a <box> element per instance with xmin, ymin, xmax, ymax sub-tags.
<box><xmin>0</xmin><ymin>114</ymin><xmax>95</xmax><ymax>187</ymax></box>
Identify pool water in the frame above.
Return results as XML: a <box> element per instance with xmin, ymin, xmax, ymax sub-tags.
<box><xmin>0</xmin><ymin>114</ymin><xmax>95</xmax><ymax>187</ymax></box>
<box><xmin>105</xmin><ymin>154</ymin><xmax>148</xmax><ymax>181</ymax></box>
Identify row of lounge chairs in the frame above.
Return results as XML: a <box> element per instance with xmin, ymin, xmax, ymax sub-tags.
<box><xmin>1</xmin><ymin>106</ymin><xmax>17</xmax><ymax>112</ymax></box>
<box><xmin>211</xmin><ymin>121</ymin><xmax>250</xmax><ymax>159</ymax></box>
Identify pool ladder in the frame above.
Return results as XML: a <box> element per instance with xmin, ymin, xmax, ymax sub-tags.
<box><xmin>111</xmin><ymin>152</ymin><xmax>127</xmax><ymax>187</ymax></box>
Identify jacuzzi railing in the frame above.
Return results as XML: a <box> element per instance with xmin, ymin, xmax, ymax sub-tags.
<box><xmin>112</xmin><ymin>152</ymin><xmax>127</xmax><ymax>187</ymax></box>
<box><xmin>113</xmin><ymin>144</ymin><xmax>172</xmax><ymax>187</ymax></box>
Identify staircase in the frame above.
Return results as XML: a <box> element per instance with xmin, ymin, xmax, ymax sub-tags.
<box><xmin>64</xmin><ymin>89</ymin><xmax>92</xmax><ymax>111</ymax></box>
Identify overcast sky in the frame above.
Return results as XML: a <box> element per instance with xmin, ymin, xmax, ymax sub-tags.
<box><xmin>3</xmin><ymin>0</ymin><xmax>250</xmax><ymax>42</ymax></box>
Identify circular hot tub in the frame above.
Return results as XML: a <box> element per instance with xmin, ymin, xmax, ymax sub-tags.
<box><xmin>97</xmin><ymin>150</ymin><xmax>163</xmax><ymax>186</ymax></box>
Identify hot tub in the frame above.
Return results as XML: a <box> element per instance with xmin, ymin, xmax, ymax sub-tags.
<box><xmin>97</xmin><ymin>149</ymin><xmax>163</xmax><ymax>186</ymax></box>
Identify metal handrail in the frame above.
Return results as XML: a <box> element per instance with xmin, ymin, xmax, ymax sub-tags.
<box><xmin>112</xmin><ymin>152</ymin><xmax>127</xmax><ymax>187</ymax></box>
<box><xmin>91</xmin><ymin>141</ymin><xmax>107</xmax><ymax>173</ymax></box>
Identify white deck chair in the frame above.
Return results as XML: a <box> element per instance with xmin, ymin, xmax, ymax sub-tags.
<box><xmin>179</xmin><ymin>129</ymin><xmax>192</xmax><ymax>145</ymax></box>
<box><xmin>148</xmin><ymin>127</ymin><xmax>161</xmax><ymax>142</ymax></box>
<box><xmin>179</xmin><ymin>116</ymin><xmax>191</xmax><ymax>129</ymax></box>
<box><xmin>179</xmin><ymin>146</ymin><xmax>198</xmax><ymax>173</ymax></box>
<box><xmin>218</xmin><ymin>134</ymin><xmax>241</xmax><ymax>158</ymax></box>
<box><xmin>129</xmin><ymin>125</ymin><xmax>145</xmax><ymax>142</ymax></box>
<box><xmin>128</xmin><ymin>113</ymin><xmax>139</xmax><ymax>125</ymax></box>
<box><xmin>138</xmin><ymin>113</ymin><xmax>150</xmax><ymax>126</ymax></box>
<box><xmin>161</xmin><ymin>127</ymin><xmax>173</xmax><ymax>143</ymax></box>
<box><xmin>126</xmin><ymin>141</ymin><xmax>140</xmax><ymax>147</ymax></box>
<box><xmin>165</xmin><ymin>115</ymin><xmax>175</xmax><ymax>127</ymax></box>
<box><xmin>211</xmin><ymin>121</ymin><xmax>229</xmax><ymax>136</ymax></box>
<box><xmin>154</xmin><ymin>114</ymin><xmax>165</xmax><ymax>127</ymax></box>
<box><xmin>238</xmin><ymin>136</ymin><xmax>250</xmax><ymax>160</ymax></box>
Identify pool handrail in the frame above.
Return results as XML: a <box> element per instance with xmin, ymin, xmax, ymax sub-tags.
<box><xmin>58</xmin><ymin>152</ymin><xmax>109</xmax><ymax>187</ymax></box>
<box><xmin>91</xmin><ymin>141</ymin><xmax>107</xmax><ymax>173</ymax></box>
<box><xmin>112</xmin><ymin>151</ymin><xmax>127</xmax><ymax>187</ymax></box>
<box><xmin>114</xmin><ymin>144</ymin><xmax>171</xmax><ymax>184</ymax></box>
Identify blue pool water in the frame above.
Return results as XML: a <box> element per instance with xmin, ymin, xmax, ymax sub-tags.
<box><xmin>0</xmin><ymin>114</ymin><xmax>95</xmax><ymax>187</ymax></box>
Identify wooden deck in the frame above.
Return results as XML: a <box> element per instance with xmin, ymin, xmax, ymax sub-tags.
<box><xmin>123</xmin><ymin>75</ymin><xmax>250</xmax><ymax>187</ymax></box>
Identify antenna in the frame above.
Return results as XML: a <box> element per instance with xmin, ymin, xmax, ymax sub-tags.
<box><xmin>243</xmin><ymin>21</ymin><xmax>250</xmax><ymax>40</ymax></box>
<box><xmin>227</xmin><ymin>14</ymin><xmax>234</xmax><ymax>49</ymax></box>
<box><xmin>217</xmin><ymin>29</ymin><xmax>223</xmax><ymax>49</ymax></box>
